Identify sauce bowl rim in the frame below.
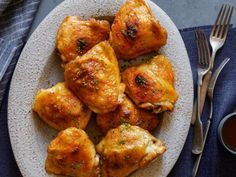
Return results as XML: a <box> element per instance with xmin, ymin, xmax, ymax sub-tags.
<box><xmin>218</xmin><ymin>112</ymin><xmax>236</xmax><ymax>155</ymax></box>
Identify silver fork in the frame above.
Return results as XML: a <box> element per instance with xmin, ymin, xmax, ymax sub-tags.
<box><xmin>210</xmin><ymin>4</ymin><xmax>234</xmax><ymax>69</ymax></box>
<box><xmin>192</xmin><ymin>58</ymin><xmax>230</xmax><ymax>177</ymax></box>
<box><xmin>192</xmin><ymin>30</ymin><xmax>210</xmax><ymax>155</ymax></box>
<box><xmin>191</xmin><ymin>4</ymin><xmax>234</xmax><ymax>125</ymax></box>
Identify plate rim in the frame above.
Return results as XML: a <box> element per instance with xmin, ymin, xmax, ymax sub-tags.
<box><xmin>8</xmin><ymin>0</ymin><xmax>193</xmax><ymax>177</ymax></box>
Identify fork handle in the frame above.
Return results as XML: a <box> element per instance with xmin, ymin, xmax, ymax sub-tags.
<box><xmin>210</xmin><ymin>48</ymin><xmax>217</xmax><ymax>69</ymax></box>
<box><xmin>192</xmin><ymin>119</ymin><xmax>211</xmax><ymax>177</ymax></box>
<box><xmin>192</xmin><ymin>85</ymin><xmax>204</xmax><ymax>154</ymax></box>
<box><xmin>191</xmin><ymin>71</ymin><xmax>212</xmax><ymax>125</ymax></box>
<box><xmin>192</xmin><ymin>117</ymin><xmax>204</xmax><ymax>154</ymax></box>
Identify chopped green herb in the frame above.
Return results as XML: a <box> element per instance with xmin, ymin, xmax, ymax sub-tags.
<box><xmin>123</xmin><ymin>123</ymin><xmax>130</xmax><ymax>128</ymax></box>
<box><xmin>93</xmin><ymin>79</ymin><xmax>99</xmax><ymax>85</ymax></box>
<box><xmin>122</xmin><ymin>23</ymin><xmax>137</xmax><ymax>39</ymax></box>
<box><xmin>77</xmin><ymin>39</ymin><xmax>86</xmax><ymax>54</ymax></box>
<box><xmin>118</xmin><ymin>140</ymin><xmax>126</xmax><ymax>145</ymax></box>
<box><xmin>135</xmin><ymin>75</ymin><xmax>147</xmax><ymax>87</ymax></box>
<box><xmin>126</xmin><ymin>24</ymin><xmax>137</xmax><ymax>39</ymax></box>
<box><xmin>120</xmin><ymin>118</ymin><xmax>130</xmax><ymax>124</ymax></box>
<box><xmin>124</xmin><ymin>155</ymin><xmax>130</xmax><ymax>161</ymax></box>
<box><xmin>71</xmin><ymin>162</ymin><xmax>82</xmax><ymax>170</ymax></box>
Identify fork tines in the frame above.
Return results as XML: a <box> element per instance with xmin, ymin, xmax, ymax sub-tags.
<box><xmin>196</xmin><ymin>30</ymin><xmax>210</xmax><ymax>67</ymax></box>
<box><xmin>211</xmin><ymin>4</ymin><xmax>234</xmax><ymax>39</ymax></box>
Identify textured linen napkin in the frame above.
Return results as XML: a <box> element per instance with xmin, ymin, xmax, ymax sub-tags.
<box><xmin>0</xmin><ymin>2</ymin><xmax>236</xmax><ymax>176</ymax></box>
<box><xmin>0</xmin><ymin>0</ymin><xmax>40</xmax><ymax>107</ymax></box>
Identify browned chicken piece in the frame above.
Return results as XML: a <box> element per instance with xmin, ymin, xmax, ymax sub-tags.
<box><xmin>33</xmin><ymin>82</ymin><xmax>91</xmax><ymax>130</ymax></box>
<box><xmin>64</xmin><ymin>41</ymin><xmax>125</xmax><ymax>114</ymax></box>
<box><xmin>96</xmin><ymin>95</ymin><xmax>160</xmax><ymax>134</ymax></box>
<box><xmin>57</xmin><ymin>16</ymin><xmax>110</xmax><ymax>63</ymax></box>
<box><xmin>96</xmin><ymin>124</ymin><xmax>166</xmax><ymax>177</ymax></box>
<box><xmin>109</xmin><ymin>0</ymin><xmax>167</xmax><ymax>60</ymax></box>
<box><xmin>46</xmin><ymin>127</ymin><xmax>100</xmax><ymax>177</ymax></box>
<box><xmin>122</xmin><ymin>55</ymin><xmax>178</xmax><ymax>113</ymax></box>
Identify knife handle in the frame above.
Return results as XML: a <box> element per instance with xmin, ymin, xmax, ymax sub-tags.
<box><xmin>191</xmin><ymin>71</ymin><xmax>212</xmax><ymax>125</ymax></box>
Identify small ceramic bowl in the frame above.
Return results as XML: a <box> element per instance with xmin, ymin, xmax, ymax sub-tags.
<box><xmin>218</xmin><ymin>112</ymin><xmax>236</xmax><ymax>155</ymax></box>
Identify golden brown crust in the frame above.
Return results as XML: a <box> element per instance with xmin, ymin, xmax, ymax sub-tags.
<box><xmin>64</xmin><ymin>41</ymin><xmax>123</xmax><ymax>114</ymax></box>
<box><xmin>96</xmin><ymin>95</ymin><xmax>160</xmax><ymax>134</ymax></box>
<box><xmin>109</xmin><ymin>0</ymin><xmax>167</xmax><ymax>60</ymax></box>
<box><xmin>96</xmin><ymin>124</ymin><xmax>166</xmax><ymax>177</ymax></box>
<box><xmin>122</xmin><ymin>55</ymin><xmax>178</xmax><ymax>113</ymax></box>
<box><xmin>57</xmin><ymin>16</ymin><xmax>110</xmax><ymax>63</ymax></box>
<box><xmin>138</xmin><ymin>108</ymin><xmax>161</xmax><ymax>131</ymax></box>
<box><xmin>46</xmin><ymin>127</ymin><xmax>100</xmax><ymax>177</ymax></box>
<box><xmin>33</xmin><ymin>82</ymin><xmax>92</xmax><ymax>130</ymax></box>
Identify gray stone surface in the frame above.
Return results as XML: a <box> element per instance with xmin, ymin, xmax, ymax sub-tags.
<box><xmin>29</xmin><ymin>0</ymin><xmax>236</xmax><ymax>36</ymax></box>
<box><xmin>156</xmin><ymin>0</ymin><xmax>236</xmax><ymax>29</ymax></box>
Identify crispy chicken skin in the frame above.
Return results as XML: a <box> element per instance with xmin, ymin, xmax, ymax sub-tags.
<box><xmin>64</xmin><ymin>41</ymin><xmax>124</xmax><ymax>114</ymax></box>
<box><xmin>96</xmin><ymin>95</ymin><xmax>160</xmax><ymax>134</ymax></box>
<box><xmin>46</xmin><ymin>127</ymin><xmax>100</xmax><ymax>177</ymax></box>
<box><xmin>96</xmin><ymin>124</ymin><xmax>166</xmax><ymax>177</ymax></box>
<box><xmin>33</xmin><ymin>82</ymin><xmax>91</xmax><ymax>130</ymax></box>
<box><xmin>122</xmin><ymin>55</ymin><xmax>178</xmax><ymax>113</ymax></box>
<box><xmin>57</xmin><ymin>16</ymin><xmax>110</xmax><ymax>63</ymax></box>
<box><xmin>109</xmin><ymin>0</ymin><xmax>167</xmax><ymax>60</ymax></box>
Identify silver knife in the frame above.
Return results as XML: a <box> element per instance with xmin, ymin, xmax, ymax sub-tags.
<box><xmin>192</xmin><ymin>57</ymin><xmax>230</xmax><ymax>177</ymax></box>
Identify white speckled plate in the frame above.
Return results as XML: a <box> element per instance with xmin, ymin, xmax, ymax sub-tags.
<box><xmin>8</xmin><ymin>0</ymin><xmax>193</xmax><ymax>177</ymax></box>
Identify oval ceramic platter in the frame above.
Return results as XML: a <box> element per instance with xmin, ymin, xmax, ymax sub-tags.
<box><xmin>8</xmin><ymin>0</ymin><xmax>193</xmax><ymax>177</ymax></box>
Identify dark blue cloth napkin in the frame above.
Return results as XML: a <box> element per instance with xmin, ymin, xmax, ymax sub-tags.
<box><xmin>0</xmin><ymin>2</ymin><xmax>236</xmax><ymax>176</ymax></box>
<box><xmin>169</xmin><ymin>26</ymin><xmax>236</xmax><ymax>177</ymax></box>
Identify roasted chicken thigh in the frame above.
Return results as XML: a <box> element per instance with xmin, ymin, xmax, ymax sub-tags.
<box><xmin>109</xmin><ymin>0</ymin><xmax>167</xmax><ymax>60</ymax></box>
<box><xmin>57</xmin><ymin>16</ymin><xmax>110</xmax><ymax>63</ymax></box>
<box><xmin>46</xmin><ymin>127</ymin><xmax>100</xmax><ymax>177</ymax></box>
<box><xmin>122</xmin><ymin>55</ymin><xmax>178</xmax><ymax>113</ymax></box>
<box><xmin>96</xmin><ymin>124</ymin><xmax>166</xmax><ymax>177</ymax></box>
<box><xmin>33</xmin><ymin>82</ymin><xmax>91</xmax><ymax>130</ymax></box>
<box><xmin>96</xmin><ymin>95</ymin><xmax>160</xmax><ymax>133</ymax></box>
<box><xmin>64</xmin><ymin>41</ymin><xmax>124</xmax><ymax>114</ymax></box>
